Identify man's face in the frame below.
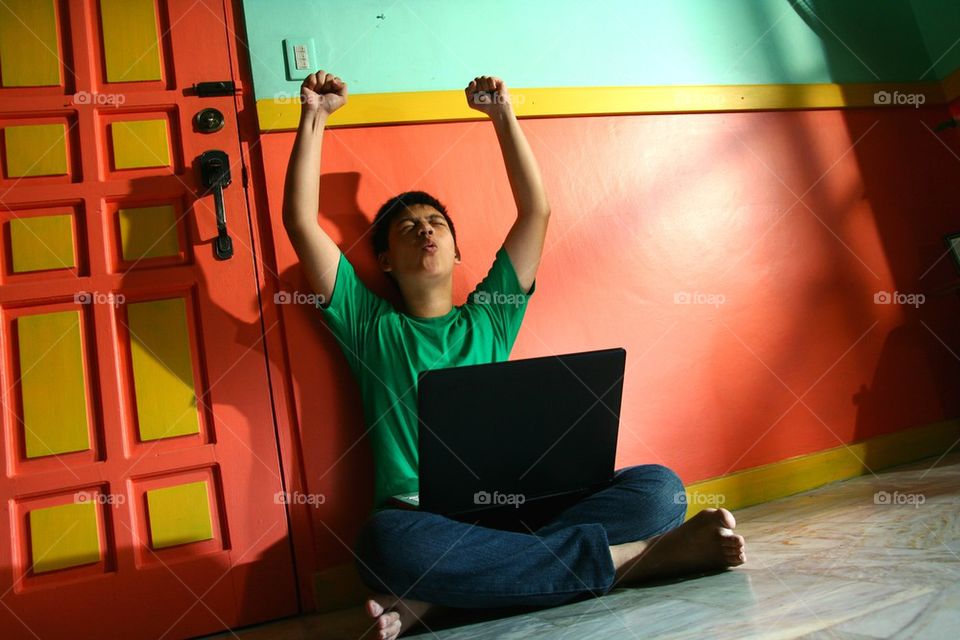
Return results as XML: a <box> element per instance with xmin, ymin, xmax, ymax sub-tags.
<box><xmin>378</xmin><ymin>204</ymin><xmax>460</xmax><ymax>281</ymax></box>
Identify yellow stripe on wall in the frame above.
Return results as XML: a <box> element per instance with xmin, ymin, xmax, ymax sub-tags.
<box><xmin>18</xmin><ymin>310</ymin><xmax>91</xmax><ymax>458</ymax></box>
<box><xmin>99</xmin><ymin>0</ymin><xmax>162</xmax><ymax>83</ymax></box>
<box><xmin>943</xmin><ymin>66</ymin><xmax>960</xmax><ymax>103</ymax></box>
<box><xmin>127</xmin><ymin>297</ymin><xmax>200</xmax><ymax>441</ymax></box>
<box><xmin>10</xmin><ymin>214</ymin><xmax>75</xmax><ymax>272</ymax></box>
<box><xmin>682</xmin><ymin>419</ymin><xmax>960</xmax><ymax>519</ymax></box>
<box><xmin>0</xmin><ymin>0</ymin><xmax>61</xmax><ymax>87</ymax></box>
<box><xmin>257</xmin><ymin>78</ymin><xmax>952</xmax><ymax>131</ymax></box>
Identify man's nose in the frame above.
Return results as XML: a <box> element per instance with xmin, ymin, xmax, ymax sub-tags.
<box><xmin>418</xmin><ymin>223</ymin><xmax>434</xmax><ymax>236</ymax></box>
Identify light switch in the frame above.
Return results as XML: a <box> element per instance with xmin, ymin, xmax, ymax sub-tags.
<box><xmin>283</xmin><ymin>38</ymin><xmax>317</xmax><ymax>81</ymax></box>
<box><xmin>293</xmin><ymin>45</ymin><xmax>309</xmax><ymax>70</ymax></box>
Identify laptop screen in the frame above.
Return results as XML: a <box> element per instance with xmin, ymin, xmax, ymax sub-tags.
<box><xmin>416</xmin><ymin>347</ymin><xmax>626</xmax><ymax>515</ymax></box>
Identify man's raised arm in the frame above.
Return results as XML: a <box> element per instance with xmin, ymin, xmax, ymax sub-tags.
<box><xmin>465</xmin><ymin>76</ymin><xmax>551</xmax><ymax>294</ymax></box>
<box><xmin>282</xmin><ymin>69</ymin><xmax>348</xmax><ymax>304</ymax></box>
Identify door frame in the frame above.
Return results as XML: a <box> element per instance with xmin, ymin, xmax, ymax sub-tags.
<box><xmin>221</xmin><ymin>0</ymin><xmax>319</xmax><ymax>613</ymax></box>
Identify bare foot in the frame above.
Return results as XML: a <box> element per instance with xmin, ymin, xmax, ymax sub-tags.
<box><xmin>611</xmin><ymin>508</ymin><xmax>746</xmax><ymax>585</ymax></box>
<box><xmin>360</xmin><ymin>594</ymin><xmax>438</xmax><ymax>640</ymax></box>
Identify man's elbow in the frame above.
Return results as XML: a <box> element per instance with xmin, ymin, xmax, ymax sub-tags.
<box><xmin>521</xmin><ymin>203</ymin><xmax>551</xmax><ymax>219</ymax></box>
<box><xmin>282</xmin><ymin>206</ymin><xmax>308</xmax><ymax>232</ymax></box>
<box><xmin>282</xmin><ymin>212</ymin><xmax>310</xmax><ymax>246</ymax></box>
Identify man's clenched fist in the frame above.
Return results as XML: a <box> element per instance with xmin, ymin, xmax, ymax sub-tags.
<box><xmin>465</xmin><ymin>75</ymin><xmax>514</xmax><ymax>117</ymax></box>
<box><xmin>301</xmin><ymin>70</ymin><xmax>348</xmax><ymax>115</ymax></box>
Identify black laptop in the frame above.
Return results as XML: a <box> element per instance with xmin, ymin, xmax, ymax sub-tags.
<box><xmin>389</xmin><ymin>348</ymin><xmax>626</xmax><ymax>526</ymax></box>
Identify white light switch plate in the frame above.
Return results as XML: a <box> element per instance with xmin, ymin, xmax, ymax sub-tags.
<box><xmin>283</xmin><ymin>38</ymin><xmax>317</xmax><ymax>81</ymax></box>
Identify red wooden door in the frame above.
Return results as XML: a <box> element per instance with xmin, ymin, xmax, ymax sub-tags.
<box><xmin>0</xmin><ymin>1</ymin><xmax>297</xmax><ymax>637</ymax></box>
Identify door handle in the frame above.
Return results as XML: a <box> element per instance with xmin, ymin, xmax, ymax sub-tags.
<box><xmin>199</xmin><ymin>150</ymin><xmax>234</xmax><ymax>260</ymax></box>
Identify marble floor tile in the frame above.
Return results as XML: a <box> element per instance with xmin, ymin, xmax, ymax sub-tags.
<box><xmin>830</xmin><ymin>591</ymin><xmax>937</xmax><ymax>638</ymax></box>
<box><xmin>891</xmin><ymin>580</ymin><xmax>960</xmax><ymax>639</ymax></box>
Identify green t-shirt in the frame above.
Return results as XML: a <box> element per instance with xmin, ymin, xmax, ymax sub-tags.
<box><xmin>316</xmin><ymin>246</ymin><xmax>535</xmax><ymax>510</ymax></box>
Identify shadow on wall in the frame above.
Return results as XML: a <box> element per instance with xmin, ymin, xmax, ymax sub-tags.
<box><xmin>676</xmin><ymin>0</ymin><xmax>960</xmax><ymax>480</ymax></box>
<box><xmin>791</xmin><ymin>0</ymin><xmax>960</xmax><ymax>470</ymax></box>
<box><xmin>787</xmin><ymin>0</ymin><xmax>933</xmax><ymax>82</ymax></box>
<box><xmin>271</xmin><ymin>170</ymin><xmax>407</xmax><ymax>576</ymax></box>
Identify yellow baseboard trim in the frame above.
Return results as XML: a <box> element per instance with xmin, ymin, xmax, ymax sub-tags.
<box><xmin>683</xmin><ymin>419</ymin><xmax>960</xmax><ymax>518</ymax></box>
<box><xmin>259</xmin><ymin>78</ymin><xmax>952</xmax><ymax>131</ymax></box>
<box><xmin>313</xmin><ymin>419</ymin><xmax>959</xmax><ymax>610</ymax></box>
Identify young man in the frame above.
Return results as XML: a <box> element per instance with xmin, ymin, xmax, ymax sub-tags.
<box><xmin>283</xmin><ymin>70</ymin><xmax>746</xmax><ymax>640</ymax></box>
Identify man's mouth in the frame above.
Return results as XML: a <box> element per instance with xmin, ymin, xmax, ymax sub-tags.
<box><xmin>422</xmin><ymin>242</ymin><xmax>438</xmax><ymax>252</ymax></box>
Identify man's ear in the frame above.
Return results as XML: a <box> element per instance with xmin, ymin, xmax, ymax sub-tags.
<box><xmin>377</xmin><ymin>251</ymin><xmax>392</xmax><ymax>272</ymax></box>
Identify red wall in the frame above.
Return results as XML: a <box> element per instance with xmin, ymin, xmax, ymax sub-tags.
<box><xmin>256</xmin><ymin>105</ymin><xmax>960</xmax><ymax>568</ymax></box>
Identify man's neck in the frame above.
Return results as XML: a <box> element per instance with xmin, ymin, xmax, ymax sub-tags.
<box><xmin>400</xmin><ymin>280</ymin><xmax>455</xmax><ymax>318</ymax></box>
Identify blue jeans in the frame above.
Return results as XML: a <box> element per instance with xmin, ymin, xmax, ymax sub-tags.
<box><xmin>352</xmin><ymin>464</ymin><xmax>687</xmax><ymax>609</ymax></box>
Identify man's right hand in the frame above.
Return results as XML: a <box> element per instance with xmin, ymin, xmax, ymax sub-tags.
<box><xmin>301</xmin><ymin>70</ymin><xmax>348</xmax><ymax>116</ymax></box>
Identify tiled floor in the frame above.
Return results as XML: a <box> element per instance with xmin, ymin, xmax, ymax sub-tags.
<box><xmin>403</xmin><ymin>452</ymin><xmax>960</xmax><ymax>639</ymax></box>
<box><xmin>212</xmin><ymin>452</ymin><xmax>960</xmax><ymax>639</ymax></box>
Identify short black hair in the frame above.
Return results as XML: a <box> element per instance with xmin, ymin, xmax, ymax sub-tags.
<box><xmin>370</xmin><ymin>190</ymin><xmax>458</xmax><ymax>258</ymax></box>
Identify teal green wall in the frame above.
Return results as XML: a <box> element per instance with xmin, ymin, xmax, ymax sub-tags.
<box><xmin>240</xmin><ymin>0</ymin><xmax>958</xmax><ymax>101</ymax></box>
<box><xmin>908</xmin><ymin>0</ymin><xmax>960</xmax><ymax>80</ymax></box>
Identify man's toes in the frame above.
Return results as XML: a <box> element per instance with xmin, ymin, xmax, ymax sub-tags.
<box><xmin>721</xmin><ymin>534</ymin><xmax>745</xmax><ymax>548</ymax></box>
<box><xmin>723</xmin><ymin>545</ymin><xmax>744</xmax><ymax>560</ymax></box>
<box><xmin>378</xmin><ymin>619</ymin><xmax>401</xmax><ymax>640</ymax></box>
<box><xmin>725</xmin><ymin>548</ymin><xmax>745</xmax><ymax>565</ymax></box>
<box><xmin>378</xmin><ymin>611</ymin><xmax>400</xmax><ymax>629</ymax></box>
<box><xmin>366</xmin><ymin>599</ymin><xmax>384</xmax><ymax>618</ymax></box>
<box><xmin>717</xmin><ymin>508</ymin><xmax>736</xmax><ymax>528</ymax></box>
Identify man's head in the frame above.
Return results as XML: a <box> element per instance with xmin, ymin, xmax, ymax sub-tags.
<box><xmin>371</xmin><ymin>191</ymin><xmax>461</xmax><ymax>288</ymax></box>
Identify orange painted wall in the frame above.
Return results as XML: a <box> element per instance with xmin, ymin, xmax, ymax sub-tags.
<box><xmin>255</xmin><ymin>104</ymin><xmax>960</xmax><ymax>568</ymax></box>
